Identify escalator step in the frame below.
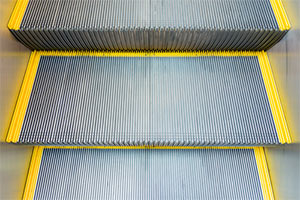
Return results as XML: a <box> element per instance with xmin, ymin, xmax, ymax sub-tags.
<box><xmin>8</xmin><ymin>0</ymin><xmax>290</xmax><ymax>51</ymax></box>
<box><xmin>23</xmin><ymin>147</ymin><xmax>273</xmax><ymax>200</ymax></box>
<box><xmin>6</xmin><ymin>51</ymin><xmax>290</xmax><ymax>146</ymax></box>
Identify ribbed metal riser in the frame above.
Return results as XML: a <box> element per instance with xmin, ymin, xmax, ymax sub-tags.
<box><xmin>33</xmin><ymin>149</ymin><xmax>264</xmax><ymax>200</ymax></box>
<box><xmin>11</xmin><ymin>29</ymin><xmax>287</xmax><ymax>51</ymax></box>
<box><xmin>17</xmin><ymin>55</ymin><xmax>279</xmax><ymax>145</ymax></box>
<box><xmin>10</xmin><ymin>0</ymin><xmax>287</xmax><ymax>50</ymax></box>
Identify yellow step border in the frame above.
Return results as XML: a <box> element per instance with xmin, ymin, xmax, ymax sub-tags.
<box><xmin>254</xmin><ymin>147</ymin><xmax>275</xmax><ymax>200</ymax></box>
<box><xmin>23</xmin><ymin>146</ymin><xmax>274</xmax><ymax>200</ymax></box>
<box><xmin>269</xmin><ymin>0</ymin><xmax>291</xmax><ymax>30</ymax></box>
<box><xmin>38</xmin><ymin>50</ymin><xmax>259</xmax><ymax>57</ymax></box>
<box><xmin>8</xmin><ymin>0</ymin><xmax>30</xmax><ymax>29</ymax></box>
<box><xmin>6</xmin><ymin>52</ymin><xmax>40</xmax><ymax>143</ymax></box>
<box><xmin>22</xmin><ymin>146</ymin><xmax>44</xmax><ymax>200</ymax></box>
<box><xmin>8</xmin><ymin>0</ymin><xmax>290</xmax><ymax>31</ymax></box>
<box><xmin>6</xmin><ymin>50</ymin><xmax>290</xmax><ymax>144</ymax></box>
<box><xmin>45</xmin><ymin>146</ymin><xmax>255</xmax><ymax>149</ymax></box>
<box><xmin>258</xmin><ymin>52</ymin><xmax>291</xmax><ymax>144</ymax></box>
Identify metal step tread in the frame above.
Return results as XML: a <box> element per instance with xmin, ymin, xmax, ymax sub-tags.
<box><xmin>8</xmin><ymin>0</ymin><xmax>290</xmax><ymax>50</ymax></box>
<box><xmin>6</xmin><ymin>51</ymin><xmax>290</xmax><ymax>146</ymax></box>
<box><xmin>23</xmin><ymin>147</ymin><xmax>274</xmax><ymax>200</ymax></box>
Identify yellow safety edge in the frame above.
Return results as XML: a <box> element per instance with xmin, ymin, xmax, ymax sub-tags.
<box><xmin>45</xmin><ymin>146</ymin><xmax>255</xmax><ymax>149</ymax></box>
<box><xmin>6</xmin><ymin>52</ymin><xmax>40</xmax><ymax>143</ymax></box>
<box><xmin>8</xmin><ymin>0</ymin><xmax>30</xmax><ymax>30</ymax></box>
<box><xmin>22</xmin><ymin>147</ymin><xmax>44</xmax><ymax>200</ymax></box>
<box><xmin>258</xmin><ymin>52</ymin><xmax>291</xmax><ymax>144</ymax></box>
<box><xmin>254</xmin><ymin>147</ymin><xmax>275</xmax><ymax>200</ymax></box>
<box><xmin>38</xmin><ymin>50</ymin><xmax>260</xmax><ymax>57</ymax></box>
<box><xmin>269</xmin><ymin>0</ymin><xmax>291</xmax><ymax>30</ymax></box>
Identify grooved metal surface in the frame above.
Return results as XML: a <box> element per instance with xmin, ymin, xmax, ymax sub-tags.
<box><xmin>34</xmin><ymin>148</ymin><xmax>264</xmax><ymax>200</ymax></box>
<box><xmin>18</xmin><ymin>56</ymin><xmax>279</xmax><ymax>145</ymax></box>
<box><xmin>10</xmin><ymin>0</ymin><xmax>287</xmax><ymax>50</ymax></box>
<box><xmin>21</xmin><ymin>0</ymin><xmax>277</xmax><ymax>29</ymax></box>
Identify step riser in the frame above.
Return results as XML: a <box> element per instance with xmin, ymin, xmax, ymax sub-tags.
<box><xmin>11</xmin><ymin>29</ymin><xmax>288</xmax><ymax>51</ymax></box>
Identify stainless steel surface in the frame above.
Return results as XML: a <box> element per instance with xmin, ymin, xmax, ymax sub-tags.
<box><xmin>0</xmin><ymin>0</ymin><xmax>298</xmax><ymax>199</ymax></box>
<box><xmin>22</xmin><ymin>0</ymin><xmax>278</xmax><ymax>29</ymax></box>
<box><xmin>0</xmin><ymin>0</ymin><xmax>33</xmax><ymax>199</ymax></box>
<box><xmin>19</xmin><ymin>56</ymin><xmax>279</xmax><ymax>145</ymax></box>
<box><xmin>11</xmin><ymin>0</ymin><xmax>286</xmax><ymax>50</ymax></box>
<box><xmin>266</xmin><ymin>0</ymin><xmax>300</xmax><ymax>199</ymax></box>
<box><xmin>34</xmin><ymin>148</ymin><xmax>264</xmax><ymax>200</ymax></box>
